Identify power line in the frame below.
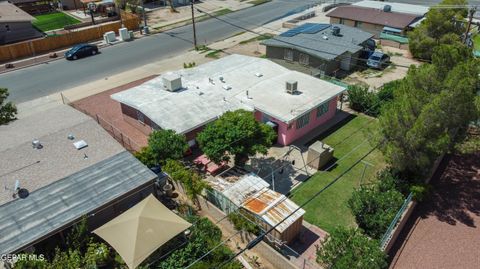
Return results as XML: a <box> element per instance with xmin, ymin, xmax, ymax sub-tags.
<box><xmin>216</xmin><ymin>141</ymin><xmax>381</xmax><ymax>268</ymax></box>
<box><xmin>195</xmin><ymin>7</ymin><xmax>420</xmax><ymax>69</ymax></box>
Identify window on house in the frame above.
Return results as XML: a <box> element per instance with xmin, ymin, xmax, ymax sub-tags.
<box><xmin>339</xmin><ymin>18</ymin><xmax>345</xmax><ymax>25</ymax></box>
<box><xmin>137</xmin><ymin>110</ymin><xmax>144</xmax><ymax>123</ymax></box>
<box><xmin>299</xmin><ymin>53</ymin><xmax>309</xmax><ymax>65</ymax></box>
<box><xmin>5</xmin><ymin>25</ymin><xmax>10</xmax><ymax>32</ymax></box>
<box><xmin>296</xmin><ymin>113</ymin><xmax>310</xmax><ymax>129</ymax></box>
<box><xmin>284</xmin><ymin>49</ymin><xmax>293</xmax><ymax>61</ymax></box>
<box><xmin>316</xmin><ymin>102</ymin><xmax>329</xmax><ymax>118</ymax></box>
<box><xmin>354</xmin><ymin>21</ymin><xmax>362</xmax><ymax>27</ymax></box>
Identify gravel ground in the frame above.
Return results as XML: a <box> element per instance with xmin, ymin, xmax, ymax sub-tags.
<box><xmin>71</xmin><ymin>76</ymin><xmax>157</xmax><ymax>151</ymax></box>
<box><xmin>389</xmin><ymin>152</ymin><xmax>480</xmax><ymax>269</ymax></box>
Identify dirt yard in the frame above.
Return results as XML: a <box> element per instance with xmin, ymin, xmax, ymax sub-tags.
<box><xmin>344</xmin><ymin>47</ymin><xmax>421</xmax><ymax>89</ymax></box>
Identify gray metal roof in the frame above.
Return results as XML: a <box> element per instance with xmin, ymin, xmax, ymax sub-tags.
<box><xmin>0</xmin><ymin>151</ymin><xmax>157</xmax><ymax>255</ymax></box>
<box><xmin>262</xmin><ymin>24</ymin><xmax>374</xmax><ymax>61</ymax></box>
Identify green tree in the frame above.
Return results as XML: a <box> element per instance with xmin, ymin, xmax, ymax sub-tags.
<box><xmin>316</xmin><ymin>227</ymin><xmax>387</xmax><ymax>269</ymax></box>
<box><xmin>134</xmin><ymin>146</ymin><xmax>157</xmax><ymax>167</ymax></box>
<box><xmin>347</xmin><ymin>85</ymin><xmax>378</xmax><ymax>115</ymax></box>
<box><xmin>408</xmin><ymin>0</ymin><xmax>468</xmax><ymax>60</ymax></box>
<box><xmin>197</xmin><ymin>110</ymin><xmax>276</xmax><ymax>166</ymax></box>
<box><xmin>163</xmin><ymin>159</ymin><xmax>208</xmax><ymax>210</ymax></box>
<box><xmin>0</xmin><ymin>88</ymin><xmax>17</xmax><ymax>125</ymax></box>
<box><xmin>378</xmin><ymin>44</ymin><xmax>479</xmax><ymax>178</ymax></box>
<box><xmin>66</xmin><ymin>216</ymin><xmax>89</xmax><ymax>252</ymax></box>
<box><xmin>349</xmin><ymin>171</ymin><xmax>405</xmax><ymax>239</ymax></box>
<box><xmin>148</xmin><ymin>129</ymin><xmax>188</xmax><ymax>165</ymax></box>
<box><xmin>183</xmin><ymin>172</ymin><xmax>209</xmax><ymax>210</ymax></box>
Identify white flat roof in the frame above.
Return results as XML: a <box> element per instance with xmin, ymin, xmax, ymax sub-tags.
<box><xmin>111</xmin><ymin>55</ymin><xmax>345</xmax><ymax>134</ymax></box>
<box><xmin>352</xmin><ymin>0</ymin><xmax>429</xmax><ymax>16</ymax></box>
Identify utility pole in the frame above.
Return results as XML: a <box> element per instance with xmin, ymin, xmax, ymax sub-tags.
<box><xmin>191</xmin><ymin>0</ymin><xmax>198</xmax><ymax>50</ymax></box>
<box><xmin>464</xmin><ymin>6</ymin><xmax>476</xmax><ymax>44</ymax></box>
<box><xmin>141</xmin><ymin>0</ymin><xmax>148</xmax><ymax>34</ymax></box>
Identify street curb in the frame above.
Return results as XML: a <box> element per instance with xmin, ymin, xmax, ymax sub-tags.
<box><xmin>0</xmin><ymin>40</ymin><xmax>121</xmax><ymax>75</ymax></box>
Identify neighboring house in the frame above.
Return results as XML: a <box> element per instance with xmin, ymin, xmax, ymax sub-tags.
<box><xmin>0</xmin><ymin>1</ymin><xmax>43</xmax><ymax>45</ymax></box>
<box><xmin>111</xmin><ymin>54</ymin><xmax>346</xmax><ymax>146</ymax></box>
<box><xmin>326</xmin><ymin>5</ymin><xmax>424</xmax><ymax>38</ymax></box>
<box><xmin>0</xmin><ymin>105</ymin><xmax>159</xmax><ymax>256</ymax></box>
<box><xmin>206</xmin><ymin>172</ymin><xmax>305</xmax><ymax>245</ymax></box>
<box><xmin>352</xmin><ymin>0</ymin><xmax>429</xmax><ymax>16</ymax></box>
<box><xmin>10</xmin><ymin>0</ymin><xmax>83</xmax><ymax>12</ymax></box>
<box><xmin>261</xmin><ymin>23</ymin><xmax>374</xmax><ymax>76</ymax></box>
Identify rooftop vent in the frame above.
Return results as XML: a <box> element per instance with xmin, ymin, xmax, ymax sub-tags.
<box><xmin>162</xmin><ymin>74</ymin><xmax>183</xmax><ymax>92</ymax></box>
<box><xmin>286</xmin><ymin>80</ymin><xmax>298</xmax><ymax>94</ymax></box>
<box><xmin>255</xmin><ymin>73</ymin><xmax>263</xmax><ymax>77</ymax></box>
<box><xmin>73</xmin><ymin>140</ymin><xmax>88</xmax><ymax>150</ymax></box>
<box><xmin>219</xmin><ymin>76</ymin><xmax>225</xmax><ymax>83</ymax></box>
<box><xmin>383</xmin><ymin>5</ymin><xmax>392</xmax><ymax>12</ymax></box>
<box><xmin>223</xmin><ymin>85</ymin><xmax>232</xmax><ymax>90</ymax></box>
<box><xmin>68</xmin><ymin>134</ymin><xmax>75</xmax><ymax>140</ymax></box>
<box><xmin>32</xmin><ymin>139</ymin><xmax>42</xmax><ymax>149</ymax></box>
<box><xmin>331</xmin><ymin>26</ymin><xmax>340</xmax><ymax>36</ymax></box>
<box><xmin>322</xmin><ymin>35</ymin><xmax>328</xmax><ymax>40</ymax></box>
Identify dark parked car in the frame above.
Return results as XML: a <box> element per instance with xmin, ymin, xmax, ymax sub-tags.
<box><xmin>367</xmin><ymin>51</ymin><xmax>390</xmax><ymax>69</ymax></box>
<box><xmin>65</xmin><ymin>44</ymin><xmax>98</xmax><ymax>60</ymax></box>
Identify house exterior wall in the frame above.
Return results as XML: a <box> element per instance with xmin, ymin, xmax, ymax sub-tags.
<box><xmin>255</xmin><ymin>96</ymin><xmax>338</xmax><ymax>146</ymax></box>
<box><xmin>60</xmin><ymin>0</ymin><xmax>82</xmax><ymax>10</ymax></box>
<box><xmin>265</xmin><ymin>46</ymin><xmax>339</xmax><ymax>76</ymax></box>
<box><xmin>120</xmin><ymin>95</ymin><xmax>339</xmax><ymax>147</ymax></box>
<box><xmin>0</xmin><ymin>21</ymin><xmax>41</xmax><ymax>45</ymax></box>
<box><xmin>120</xmin><ymin>103</ymin><xmax>155</xmax><ymax>136</ymax></box>
<box><xmin>329</xmin><ymin>17</ymin><xmax>388</xmax><ymax>38</ymax></box>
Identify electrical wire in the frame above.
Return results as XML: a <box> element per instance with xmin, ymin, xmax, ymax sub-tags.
<box><xmin>216</xmin><ymin>141</ymin><xmax>381</xmax><ymax>268</ymax></box>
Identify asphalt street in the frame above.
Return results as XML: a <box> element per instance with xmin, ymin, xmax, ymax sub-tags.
<box><xmin>0</xmin><ymin>0</ymin><xmax>319</xmax><ymax>103</ymax></box>
<box><xmin>2</xmin><ymin>0</ymin><xmax>480</xmax><ymax>103</ymax></box>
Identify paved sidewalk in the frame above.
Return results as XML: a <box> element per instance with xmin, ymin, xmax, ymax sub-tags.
<box><xmin>15</xmin><ymin>50</ymin><xmax>213</xmax><ymax>119</ymax></box>
<box><xmin>147</xmin><ymin>0</ymin><xmax>255</xmax><ymax>30</ymax></box>
<box><xmin>0</xmin><ymin>39</ymin><xmax>111</xmax><ymax>74</ymax></box>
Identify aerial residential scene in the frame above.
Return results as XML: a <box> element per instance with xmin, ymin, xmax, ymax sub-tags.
<box><xmin>0</xmin><ymin>0</ymin><xmax>479</xmax><ymax>268</ymax></box>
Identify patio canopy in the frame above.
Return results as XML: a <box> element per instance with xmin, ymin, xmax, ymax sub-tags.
<box><xmin>93</xmin><ymin>194</ymin><xmax>192</xmax><ymax>269</ymax></box>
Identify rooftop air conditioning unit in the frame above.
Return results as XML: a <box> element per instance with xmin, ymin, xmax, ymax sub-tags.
<box><xmin>383</xmin><ymin>5</ymin><xmax>392</xmax><ymax>12</ymax></box>
<box><xmin>331</xmin><ymin>26</ymin><xmax>340</xmax><ymax>36</ymax></box>
<box><xmin>162</xmin><ymin>74</ymin><xmax>183</xmax><ymax>92</ymax></box>
<box><xmin>286</xmin><ymin>80</ymin><xmax>297</xmax><ymax>94</ymax></box>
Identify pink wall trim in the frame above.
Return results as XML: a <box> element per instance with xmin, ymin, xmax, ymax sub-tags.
<box><xmin>255</xmin><ymin>97</ymin><xmax>338</xmax><ymax>146</ymax></box>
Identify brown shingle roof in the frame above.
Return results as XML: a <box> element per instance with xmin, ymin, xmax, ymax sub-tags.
<box><xmin>326</xmin><ymin>6</ymin><xmax>420</xmax><ymax>29</ymax></box>
<box><xmin>0</xmin><ymin>1</ymin><xmax>35</xmax><ymax>23</ymax></box>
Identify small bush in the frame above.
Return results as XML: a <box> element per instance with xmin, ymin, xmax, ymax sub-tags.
<box><xmin>410</xmin><ymin>184</ymin><xmax>431</xmax><ymax>201</ymax></box>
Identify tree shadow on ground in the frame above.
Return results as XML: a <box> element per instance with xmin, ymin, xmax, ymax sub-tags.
<box><xmin>388</xmin><ymin>152</ymin><xmax>480</xmax><ymax>264</ymax></box>
<box><xmin>421</xmin><ymin>152</ymin><xmax>480</xmax><ymax>227</ymax></box>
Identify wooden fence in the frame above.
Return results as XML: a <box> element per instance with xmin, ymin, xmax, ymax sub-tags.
<box><xmin>0</xmin><ymin>12</ymin><xmax>140</xmax><ymax>62</ymax></box>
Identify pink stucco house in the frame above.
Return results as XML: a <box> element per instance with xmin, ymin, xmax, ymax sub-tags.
<box><xmin>111</xmin><ymin>55</ymin><xmax>345</xmax><ymax>147</ymax></box>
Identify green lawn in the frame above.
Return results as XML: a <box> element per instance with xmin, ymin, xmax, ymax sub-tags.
<box><xmin>33</xmin><ymin>12</ymin><xmax>80</xmax><ymax>32</ymax></box>
<box><xmin>473</xmin><ymin>34</ymin><xmax>480</xmax><ymax>50</ymax></box>
<box><xmin>290</xmin><ymin>114</ymin><xmax>386</xmax><ymax>233</ymax></box>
